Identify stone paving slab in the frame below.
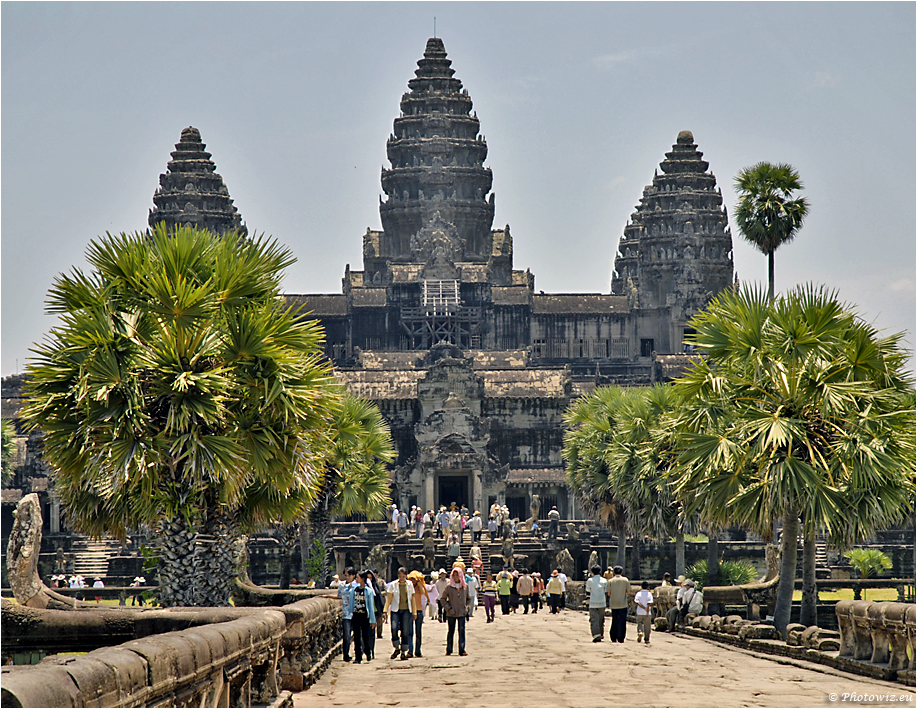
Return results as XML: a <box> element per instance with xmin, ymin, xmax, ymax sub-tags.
<box><xmin>294</xmin><ymin>608</ymin><xmax>915</xmax><ymax>708</ymax></box>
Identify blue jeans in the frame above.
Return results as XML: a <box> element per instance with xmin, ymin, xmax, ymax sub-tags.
<box><xmin>446</xmin><ymin>615</ymin><xmax>465</xmax><ymax>654</ymax></box>
<box><xmin>342</xmin><ymin>617</ymin><xmax>353</xmax><ymax>659</ymax></box>
<box><xmin>412</xmin><ymin>613</ymin><xmax>424</xmax><ymax>655</ymax></box>
<box><xmin>390</xmin><ymin>609</ymin><xmax>413</xmax><ymax>653</ymax></box>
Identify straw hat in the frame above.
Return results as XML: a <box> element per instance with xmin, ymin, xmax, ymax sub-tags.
<box><xmin>676</xmin><ymin>575</ymin><xmax>686</xmax><ymax>585</ymax></box>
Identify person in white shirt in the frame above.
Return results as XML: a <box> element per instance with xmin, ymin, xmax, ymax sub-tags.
<box><xmin>557</xmin><ymin>569</ymin><xmax>568</xmax><ymax>610</ymax></box>
<box><xmin>634</xmin><ymin>580</ymin><xmax>654</xmax><ymax>644</ymax></box>
<box><xmin>666</xmin><ymin>575</ymin><xmax>687</xmax><ymax>630</ymax></box>
<box><xmin>585</xmin><ymin>565</ymin><xmax>608</xmax><ymax>641</ymax></box>
<box><xmin>383</xmin><ymin>567</ymin><xmax>417</xmax><ymax>660</ymax></box>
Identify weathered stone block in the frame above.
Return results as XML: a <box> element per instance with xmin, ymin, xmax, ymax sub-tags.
<box><xmin>0</xmin><ymin>665</ymin><xmax>81</xmax><ymax>708</ymax></box>
<box><xmin>738</xmin><ymin>623</ymin><xmax>777</xmax><ymax>640</ymax></box>
<box><xmin>816</xmin><ymin>638</ymin><xmax>840</xmax><ymax>652</ymax></box>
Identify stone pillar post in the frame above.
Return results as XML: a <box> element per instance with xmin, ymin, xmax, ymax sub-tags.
<box><xmin>424</xmin><ymin>468</ymin><xmax>435</xmax><ymax>513</ymax></box>
<box><xmin>472</xmin><ymin>470</ymin><xmax>483</xmax><ymax>515</ymax></box>
<box><xmin>335</xmin><ymin>550</ymin><xmax>347</xmax><ymax>578</ymax></box>
<box><xmin>50</xmin><ymin>498</ymin><xmax>60</xmax><ymax>534</ymax></box>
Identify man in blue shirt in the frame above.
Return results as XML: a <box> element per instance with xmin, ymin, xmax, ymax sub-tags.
<box><xmin>585</xmin><ymin>565</ymin><xmax>609</xmax><ymax>642</ymax></box>
<box><xmin>337</xmin><ymin>567</ymin><xmax>358</xmax><ymax>661</ymax></box>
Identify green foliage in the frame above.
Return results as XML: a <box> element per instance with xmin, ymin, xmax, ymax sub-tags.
<box><xmin>19</xmin><ymin>224</ymin><xmax>343</xmax><ymax>604</ymax></box>
<box><xmin>686</xmin><ymin>558</ymin><xmax>759</xmax><ymax>590</ymax></box>
<box><xmin>1</xmin><ymin>418</ymin><xmax>15</xmax><ymax>487</ymax></box>
<box><xmin>305</xmin><ymin>538</ymin><xmax>327</xmax><ymax>581</ymax></box>
<box><xmin>734</xmin><ymin>162</ymin><xmax>809</xmax><ymax>258</ymax></box>
<box><xmin>844</xmin><ymin>548</ymin><xmax>893</xmax><ymax>579</ymax></box>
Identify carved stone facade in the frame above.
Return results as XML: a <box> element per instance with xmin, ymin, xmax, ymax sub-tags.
<box><xmin>148</xmin><ymin>126</ymin><xmax>247</xmax><ymax>237</ymax></box>
<box><xmin>290</xmin><ymin>38</ymin><xmax>736</xmax><ymax>517</ymax></box>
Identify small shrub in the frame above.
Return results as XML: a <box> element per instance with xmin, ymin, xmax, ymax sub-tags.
<box><xmin>844</xmin><ymin>548</ymin><xmax>892</xmax><ymax>579</ymax></box>
<box><xmin>686</xmin><ymin>559</ymin><xmax>758</xmax><ymax>590</ymax></box>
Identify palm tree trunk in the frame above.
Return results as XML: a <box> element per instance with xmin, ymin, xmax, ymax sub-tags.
<box><xmin>299</xmin><ymin>521</ymin><xmax>310</xmax><ymax>582</ymax></box>
<box><xmin>707</xmin><ymin>531</ymin><xmax>720</xmax><ymax>586</ymax></box>
<box><xmin>630</xmin><ymin>535</ymin><xmax>641</xmax><ymax>579</ymax></box>
<box><xmin>308</xmin><ymin>474</ymin><xmax>336</xmax><ymax>588</ymax></box>
<box><xmin>706</xmin><ymin>529</ymin><xmax>721</xmax><ymax>615</ymax></box>
<box><xmin>800</xmin><ymin>531</ymin><xmax>818</xmax><ymax>627</ymax></box>
<box><xmin>773</xmin><ymin>507</ymin><xmax>799</xmax><ymax>640</ymax></box>
<box><xmin>767</xmin><ymin>251</ymin><xmax>775</xmax><ymax>301</ymax></box>
<box><xmin>195</xmin><ymin>509</ymin><xmax>237</xmax><ymax>606</ymax></box>
<box><xmin>615</xmin><ymin>527</ymin><xmax>626</xmax><ymax>569</ymax></box>
<box><xmin>155</xmin><ymin>516</ymin><xmax>197</xmax><ymax>607</ymax></box>
<box><xmin>675</xmin><ymin>529</ymin><xmax>686</xmax><ymax>577</ymax></box>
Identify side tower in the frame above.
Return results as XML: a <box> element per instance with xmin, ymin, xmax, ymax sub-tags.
<box><xmin>612</xmin><ymin>130</ymin><xmax>734</xmax><ymax>353</ymax></box>
<box><xmin>148</xmin><ymin>126</ymin><xmax>247</xmax><ymax>237</ymax></box>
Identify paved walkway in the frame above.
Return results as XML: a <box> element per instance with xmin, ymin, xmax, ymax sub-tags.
<box><xmin>294</xmin><ymin>608</ymin><xmax>914</xmax><ymax>708</ymax></box>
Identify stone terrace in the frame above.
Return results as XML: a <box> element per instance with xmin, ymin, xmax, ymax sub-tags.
<box><xmin>295</xmin><ymin>610</ymin><xmax>913</xmax><ymax>708</ymax></box>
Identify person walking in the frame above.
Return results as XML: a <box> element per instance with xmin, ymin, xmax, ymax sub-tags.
<box><xmin>547</xmin><ymin>505</ymin><xmax>561</xmax><ymax>540</ymax></box>
<box><xmin>545</xmin><ymin>569</ymin><xmax>564</xmax><ymax>614</ymax></box>
<box><xmin>509</xmin><ymin>569</ymin><xmax>520</xmax><ymax>613</ymax></box>
<box><xmin>337</xmin><ymin>567</ymin><xmax>358</xmax><ymax>661</ymax></box>
<box><xmin>488</xmin><ymin>516</ymin><xmax>498</xmax><ymax>543</ymax></box>
<box><xmin>530</xmin><ymin>572</ymin><xmax>543</xmax><ymax>613</ymax></box>
<box><xmin>607</xmin><ymin>565</ymin><xmax>630</xmax><ymax>643</ymax></box>
<box><xmin>408</xmin><ymin>570</ymin><xmax>432</xmax><ymax>657</ymax></box>
<box><xmin>496</xmin><ymin>567</ymin><xmax>513</xmax><ymax>615</ymax></box>
<box><xmin>469</xmin><ymin>511</ymin><xmax>483</xmax><ymax>543</ymax></box>
<box><xmin>585</xmin><ymin>565</ymin><xmax>608</xmax><ymax>642</ymax></box>
<box><xmin>557</xmin><ymin>568</ymin><xmax>568</xmax><ymax>611</ymax></box>
<box><xmin>517</xmin><ymin>569</ymin><xmax>533</xmax><ymax>614</ymax></box>
<box><xmin>634</xmin><ymin>580</ymin><xmax>653</xmax><ymax>644</ymax></box>
<box><xmin>384</xmin><ymin>567</ymin><xmax>416</xmax><ymax>660</ymax></box>
<box><xmin>481</xmin><ymin>572</ymin><xmax>498</xmax><ymax>623</ymax></box>
<box><xmin>446</xmin><ymin>533</ymin><xmax>461</xmax><ymax>568</ymax></box>
<box><xmin>442</xmin><ymin>568</ymin><xmax>470</xmax><ymax>656</ymax></box>
<box><xmin>434</xmin><ymin>568</ymin><xmax>449</xmax><ymax>622</ymax></box>
<box><xmin>351</xmin><ymin>570</ymin><xmax>377</xmax><ymax>663</ymax></box>
<box><xmin>465</xmin><ymin>567</ymin><xmax>479</xmax><ymax>618</ymax></box>
<box><xmin>390</xmin><ymin>505</ymin><xmax>399</xmax><ymax>533</ymax></box>
<box><xmin>366</xmin><ymin>569</ymin><xmax>386</xmax><ymax>651</ymax></box>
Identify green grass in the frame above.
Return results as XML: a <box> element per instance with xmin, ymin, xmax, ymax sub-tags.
<box><xmin>791</xmin><ymin>587</ymin><xmax>900</xmax><ymax>602</ymax></box>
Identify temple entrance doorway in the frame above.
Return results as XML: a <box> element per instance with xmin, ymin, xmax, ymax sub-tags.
<box><xmin>438</xmin><ymin>474</ymin><xmax>469</xmax><ymax>510</ymax></box>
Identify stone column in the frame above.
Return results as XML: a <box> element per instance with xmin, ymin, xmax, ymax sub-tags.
<box><xmin>424</xmin><ymin>468</ymin><xmax>435</xmax><ymax>512</ymax></box>
<box><xmin>335</xmin><ymin>550</ymin><xmax>347</xmax><ymax>578</ymax></box>
<box><xmin>50</xmin><ymin>497</ymin><xmax>60</xmax><ymax>534</ymax></box>
<box><xmin>472</xmin><ymin>470</ymin><xmax>483</xmax><ymax>514</ymax></box>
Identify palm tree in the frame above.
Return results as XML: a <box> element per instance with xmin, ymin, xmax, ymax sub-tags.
<box><xmin>1</xmin><ymin>418</ymin><xmax>16</xmax><ymax>487</ymax></box>
<box><xmin>734</xmin><ymin>162</ymin><xmax>809</xmax><ymax>300</ymax></box>
<box><xmin>305</xmin><ymin>393</ymin><xmax>394</xmax><ymax>588</ymax></box>
<box><xmin>19</xmin><ymin>224</ymin><xmax>341</xmax><ymax>606</ymax></box>
<box><xmin>671</xmin><ymin>283</ymin><xmax>914</xmax><ymax>638</ymax></box>
<box><xmin>563</xmin><ymin>387</ymin><xmax>630</xmax><ymax>567</ymax></box>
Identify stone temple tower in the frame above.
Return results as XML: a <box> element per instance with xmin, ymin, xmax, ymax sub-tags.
<box><xmin>371</xmin><ymin>38</ymin><xmax>499</xmax><ymax>276</ymax></box>
<box><xmin>611</xmin><ymin>130</ymin><xmax>734</xmax><ymax>350</ymax></box>
<box><xmin>148</xmin><ymin>126</ymin><xmax>247</xmax><ymax>237</ymax></box>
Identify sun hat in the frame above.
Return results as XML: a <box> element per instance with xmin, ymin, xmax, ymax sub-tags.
<box><xmin>676</xmin><ymin>575</ymin><xmax>686</xmax><ymax>584</ymax></box>
<box><xmin>684</xmin><ymin>578</ymin><xmax>695</xmax><ymax>587</ymax></box>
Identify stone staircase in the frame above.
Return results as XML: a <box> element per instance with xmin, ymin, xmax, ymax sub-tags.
<box><xmin>70</xmin><ymin>537</ymin><xmax>122</xmax><ymax>578</ymax></box>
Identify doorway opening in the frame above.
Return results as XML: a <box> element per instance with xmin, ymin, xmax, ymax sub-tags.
<box><xmin>438</xmin><ymin>474</ymin><xmax>469</xmax><ymax>509</ymax></box>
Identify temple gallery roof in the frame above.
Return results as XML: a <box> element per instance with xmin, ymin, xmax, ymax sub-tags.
<box><xmin>532</xmin><ymin>294</ymin><xmax>628</xmax><ymax>314</ymax></box>
<box><xmin>506</xmin><ymin>468</ymin><xmax>567</xmax><ymax>485</ymax></box>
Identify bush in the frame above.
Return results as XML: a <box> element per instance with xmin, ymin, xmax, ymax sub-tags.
<box><xmin>844</xmin><ymin>548</ymin><xmax>892</xmax><ymax>579</ymax></box>
<box><xmin>686</xmin><ymin>559</ymin><xmax>758</xmax><ymax>590</ymax></box>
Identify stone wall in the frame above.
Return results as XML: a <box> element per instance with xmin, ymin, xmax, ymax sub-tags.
<box><xmin>0</xmin><ymin>595</ymin><xmax>342</xmax><ymax>708</ymax></box>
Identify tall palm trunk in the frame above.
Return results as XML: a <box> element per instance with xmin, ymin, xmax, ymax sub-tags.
<box><xmin>767</xmin><ymin>251</ymin><xmax>775</xmax><ymax>301</ymax></box>
<box><xmin>277</xmin><ymin>524</ymin><xmax>299</xmax><ymax>589</ymax></box>
<box><xmin>307</xmin><ymin>473</ymin><xmax>336</xmax><ymax>588</ymax></box>
<box><xmin>299</xmin><ymin>521</ymin><xmax>310</xmax><ymax>582</ymax></box>
<box><xmin>615</xmin><ymin>527</ymin><xmax>626</xmax><ymax>569</ymax></box>
<box><xmin>800</xmin><ymin>531</ymin><xmax>818</xmax><ymax>627</ymax></box>
<box><xmin>156</xmin><ymin>515</ymin><xmax>197</xmax><ymax>607</ymax></box>
<box><xmin>706</xmin><ymin>529</ymin><xmax>721</xmax><ymax>615</ymax></box>
<box><xmin>630</xmin><ymin>534</ymin><xmax>641</xmax><ymax>579</ymax></box>
<box><xmin>195</xmin><ymin>508</ymin><xmax>237</xmax><ymax>606</ymax></box>
<box><xmin>773</xmin><ymin>507</ymin><xmax>799</xmax><ymax>639</ymax></box>
<box><xmin>675</xmin><ymin>529</ymin><xmax>686</xmax><ymax>577</ymax></box>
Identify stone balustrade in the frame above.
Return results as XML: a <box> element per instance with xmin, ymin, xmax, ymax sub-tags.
<box><xmin>836</xmin><ymin>600</ymin><xmax>915</xmax><ymax>675</ymax></box>
<box><xmin>0</xmin><ymin>594</ymin><xmax>343</xmax><ymax>708</ymax></box>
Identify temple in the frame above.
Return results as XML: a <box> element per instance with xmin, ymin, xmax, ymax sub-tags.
<box><xmin>148</xmin><ymin>126</ymin><xmax>247</xmax><ymax>237</ymax></box>
<box><xmin>289</xmin><ymin>38</ymin><xmax>735</xmax><ymax>520</ymax></box>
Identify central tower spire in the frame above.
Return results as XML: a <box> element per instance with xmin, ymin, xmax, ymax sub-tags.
<box><xmin>378</xmin><ymin>38</ymin><xmax>495</xmax><ymax>263</ymax></box>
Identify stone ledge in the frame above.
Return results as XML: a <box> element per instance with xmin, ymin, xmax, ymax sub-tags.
<box><xmin>682</xmin><ymin>626</ymin><xmax>907</xmax><ymax>684</ymax></box>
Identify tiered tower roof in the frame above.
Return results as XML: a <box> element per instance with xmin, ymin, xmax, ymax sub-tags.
<box><xmin>148</xmin><ymin>127</ymin><xmax>247</xmax><ymax>237</ymax></box>
<box><xmin>377</xmin><ymin>38</ymin><xmax>495</xmax><ymax>263</ymax></box>
<box><xmin>611</xmin><ymin>131</ymin><xmax>733</xmax><ymax>316</ymax></box>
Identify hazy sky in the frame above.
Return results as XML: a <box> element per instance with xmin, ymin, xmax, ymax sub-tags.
<box><xmin>3</xmin><ymin>2</ymin><xmax>915</xmax><ymax>377</ymax></box>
